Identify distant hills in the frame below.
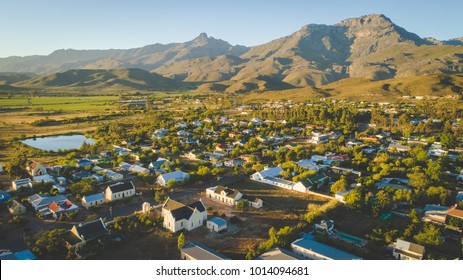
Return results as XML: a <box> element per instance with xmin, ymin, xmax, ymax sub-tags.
<box><xmin>10</xmin><ymin>68</ymin><xmax>179</xmax><ymax>91</ymax></box>
<box><xmin>1</xmin><ymin>14</ymin><xmax>463</xmax><ymax>95</ymax></box>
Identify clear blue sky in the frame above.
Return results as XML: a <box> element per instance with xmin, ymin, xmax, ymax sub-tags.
<box><xmin>1</xmin><ymin>0</ymin><xmax>462</xmax><ymax>58</ymax></box>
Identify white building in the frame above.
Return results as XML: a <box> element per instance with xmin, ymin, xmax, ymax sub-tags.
<box><xmin>157</xmin><ymin>170</ymin><xmax>190</xmax><ymax>187</ymax></box>
<box><xmin>81</xmin><ymin>193</ymin><xmax>105</xmax><ymax>209</ymax></box>
<box><xmin>308</xmin><ymin>132</ymin><xmax>330</xmax><ymax>144</ymax></box>
<box><xmin>105</xmin><ymin>181</ymin><xmax>136</xmax><ymax>202</ymax></box>
<box><xmin>250</xmin><ymin>166</ymin><xmax>322</xmax><ymax>193</ymax></box>
<box><xmin>162</xmin><ymin>198</ymin><xmax>206</xmax><ymax>233</ymax></box>
<box><xmin>26</xmin><ymin>160</ymin><xmax>47</xmax><ymax>177</ymax></box>
<box><xmin>206</xmin><ymin>186</ymin><xmax>243</xmax><ymax>206</ymax></box>
<box><xmin>392</xmin><ymin>239</ymin><xmax>425</xmax><ymax>260</ymax></box>
<box><xmin>102</xmin><ymin>169</ymin><xmax>123</xmax><ymax>181</ymax></box>
<box><xmin>12</xmin><ymin>178</ymin><xmax>32</xmax><ymax>191</ymax></box>
<box><xmin>250</xmin><ymin>166</ymin><xmax>283</xmax><ymax>182</ymax></box>
<box><xmin>207</xmin><ymin>217</ymin><xmax>227</xmax><ymax>232</ymax></box>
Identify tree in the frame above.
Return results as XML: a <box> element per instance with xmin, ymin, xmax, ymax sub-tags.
<box><xmin>440</xmin><ymin>133</ymin><xmax>457</xmax><ymax>150</ymax></box>
<box><xmin>197</xmin><ymin>166</ymin><xmax>212</xmax><ymax>176</ymax></box>
<box><xmin>425</xmin><ymin>161</ymin><xmax>443</xmax><ymax>182</ymax></box>
<box><xmin>177</xmin><ymin>232</ymin><xmax>186</xmax><ymax>250</ymax></box>
<box><xmin>69</xmin><ymin>178</ymin><xmax>98</xmax><ymax>196</ymax></box>
<box><xmin>414</xmin><ymin>224</ymin><xmax>444</xmax><ymax>246</ymax></box>
<box><xmin>330</xmin><ymin>176</ymin><xmax>348</xmax><ymax>194</ymax></box>
<box><xmin>408</xmin><ymin>209</ymin><xmax>420</xmax><ymax>224</ymax></box>
<box><xmin>426</xmin><ymin>186</ymin><xmax>448</xmax><ymax>205</ymax></box>
<box><xmin>31</xmin><ymin>229</ymin><xmax>68</xmax><ymax>258</ymax></box>
<box><xmin>155</xmin><ymin>189</ymin><xmax>168</xmax><ymax>204</ymax></box>
<box><xmin>372</xmin><ymin>190</ymin><xmax>392</xmax><ymax>215</ymax></box>
<box><xmin>236</xmin><ymin>199</ymin><xmax>248</xmax><ymax>212</ymax></box>
<box><xmin>408</xmin><ymin>172</ymin><xmax>429</xmax><ymax>190</ymax></box>
<box><xmin>344</xmin><ymin>187</ymin><xmax>363</xmax><ymax>209</ymax></box>
<box><xmin>6</xmin><ymin>152</ymin><xmax>28</xmax><ymax>178</ymax></box>
<box><xmin>166</xmin><ymin>179</ymin><xmax>177</xmax><ymax>190</ymax></box>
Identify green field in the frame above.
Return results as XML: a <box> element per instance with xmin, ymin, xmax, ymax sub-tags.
<box><xmin>0</xmin><ymin>95</ymin><xmax>119</xmax><ymax>112</ymax></box>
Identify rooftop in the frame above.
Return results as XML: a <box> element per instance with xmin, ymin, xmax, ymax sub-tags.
<box><xmin>292</xmin><ymin>234</ymin><xmax>361</xmax><ymax>260</ymax></box>
<box><xmin>208</xmin><ymin>217</ymin><xmax>227</xmax><ymax>227</ymax></box>
<box><xmin>108</xmin><ymin>181</ymin><xmax>135</xmax><ymax>193</ymax></box>
<box><xmin>163</xmin><ymin>198</ymin><xmax>206</xmax><ymax>221</ymax></box>
<box><xmin>73</xmin><ymin>218</ymin><xmax>109</xmax><ymax>241</ymax></box>
<box><xmin>256</xmin><ymin>247</ymin><xmax>305</xmax><ymax>260</ymax></box>
<box><xmin>181</xmin><ymin>240</ymin><xmax>229</xmax><ymax>260</ymax></box>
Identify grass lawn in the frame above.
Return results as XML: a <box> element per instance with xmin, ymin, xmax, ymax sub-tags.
<box><xmin>0</xmin><ymin>95</ymin><xmax>119</xmax><ymax>111</ymax></box>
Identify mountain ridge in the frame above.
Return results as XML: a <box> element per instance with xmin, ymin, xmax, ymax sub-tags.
<box><xmin>1</xmin><ymin>14</ymin><xmax>462</xmax><ymax>93</ymax></box>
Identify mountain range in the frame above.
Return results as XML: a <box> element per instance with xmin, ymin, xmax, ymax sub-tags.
<box><xmin>1</xmin><ymin>14</ymin><xmax>462</xmax><ymax>94</ymax></box>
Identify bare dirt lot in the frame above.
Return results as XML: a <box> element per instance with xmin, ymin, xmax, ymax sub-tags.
<box><xmin>183</xmin><ymin>179</ymin><xmax>331</xmax><ymax>259</ymax></box>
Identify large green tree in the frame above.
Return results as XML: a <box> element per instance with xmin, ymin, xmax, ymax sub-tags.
<box><xmin>414</xmin><ymin>224</ymin><xmax>444</xmax><ymax>246</ymax></box>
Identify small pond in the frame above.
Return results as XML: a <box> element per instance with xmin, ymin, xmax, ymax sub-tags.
<box><xmin>21</xmin><ymin>134</ymin><xmax>95</xmax><ymax>152</ymax></box>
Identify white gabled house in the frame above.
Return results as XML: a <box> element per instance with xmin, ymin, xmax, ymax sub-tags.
<box><xmin>157</xmin><ymin>170</ymin><xmax>190</xmax><ymax>187</ymax></box>
<box><xmin>81</xmin><ymin>193</ymin><xmax>105</xmax><ymax>209</ymax></box>
<box><xmin>12</xmin><ymin>178</ymin><xmax>32</xmax><ymax>191</ymax></box>
<box><xmin>8</xmin><ymin>200</ymin><xmax>26</xmax><ymax>215</ymax></box>
<box><xmin>207</xmin><ymin>217</ymin><xmax>227</xmax><ymax>232</ymax></box>
<box><xmin>162</xmin><ymin>198</ymin><xmax>207</xmax><ymax>233</ymax></box>
<box><xmin>250</xmin><ymin>166</ymin><xmax>283</xmax><ymax>182</ymax></box>
<box><xmin>26</xmin><ymin>160</ymin><xmax>47</xmax><ymax>177</ymax></box>
<box><xmin>392</xmin><ymin>239</ymin><xmax>425</xmax><ymax>260</ymax></box>
<box><xmin>105</xmin><ymin>181</ymin><xmax>136</xmax><ymax>202</ymax></box>
<box><xmin>206</xmin><ymin>186</ymin><xmax>243</xmax><ymax>206</ymax></box>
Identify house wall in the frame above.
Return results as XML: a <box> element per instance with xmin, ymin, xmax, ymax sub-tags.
<box><xmin>162</xmin><ymin>209</ymin><xmax>177</xmax><ymax>232</ymax></box>
<box><xmin>392</xmin><ymin>250</ymin><xmax>420</xmax><ymax>260</ymax></box>
<box><xmin>106</xmin><ymin>188</ymin><xmax>135</xmax><ymax>202</ymax></box>
<box><xmin>186</xmin><ymin>210</ymin><xmax>205</xmax><ymax>231</ymax></box>
<box><xmin>293</xmin><ymin>182</ymin><xmax>308</xmax><ymax>193</ymax></box>
<box><xmin>82</xmin><ymin>198</ymin><xmax>105</xmax><ymax>209</ymax></box>
<box><xmin>207</xmin><ymin>221</ymin><xmax>227</xmax><ymax>232</ymax></box>
<box><xmin>249</xmin><ymin>199</ymin><xmax>263</xmax><ymax>208</ymax></box>
<box><xmin>9</xmin><ymin>205</ymin><xmax>26</xmax><ymax>215</ymax></box>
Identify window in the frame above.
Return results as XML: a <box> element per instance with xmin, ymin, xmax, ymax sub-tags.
<box><xmin>181</xmin><ymin>222</ymin><xmax>183</xmax><ymax>227</ymax></box>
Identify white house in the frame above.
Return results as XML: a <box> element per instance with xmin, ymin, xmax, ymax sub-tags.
<box><xmin>102</xmin><ymin>169</ymin><xmax>123</xmax><ymax>181</ymax></box>
<box><xmin>48</xmin><ymin>200</ymin><xmax>79</xmax><ymax>219</ymax></box>
<box><xmin>392</xmin><ymin>239</ymin><xmax>425</xmax><ymax>260</ymax></box>
<box><xmin>250</xmin><ymin>166</ymin><xmax>283</xmax><ymax>182</ymax></box>
<box><xmin>157</xmin><ymin>170</ymin><xmax>190</xmax><ymax>187</ymax></box>
<box><xmin>206</xmin><ymin>186</ymin><xmax>243</xmax><ymax>206</ymax></box>
<box><xmin>105</xmin><ymin>181</ymin><xmax>136</xmax><ymax>202</ymax></box>
<box><xmin>207</xmin><ymin>217</ymin><xmax>227</xmax><ymax>232</ymax></box>
<box><xmin>12</xmin><ymin>178</ymin><xmax>32</xmax><ymax>191</ymax></box>
<box><xmin>162</xmin><ymin>198</ymin><xmax>206</xmax><ymax>233</ymax></box>
<box><xmin>129</xmin><ymin>164</ymin><xmax>150</xmax><ymax>174</ymax></box>
<box><xmin>32</xmin><ymin>174</ymin><xmax>55</xmax><ymax>184</ymax></box>
<box><xmin>251</xmin><ymin>166</ymin><xmax>323</xmax><ymax>193</ymax></box>
<box><xmin>8</xmin><ymin>200</ymin><xmax>26</xmax><ymax>216</ymax></box>
<box><xmin>26</xmin><ymin>160</ymin><xmax>47</xmax><ymax>177</ymax></box>
<box><xmin>246</xmin><ymin>196</ymin><xmax>264</xmax><ymax>208</ymax></box>
<box><xmin>307</xmin><ymin>132</ymin><xmax>330</xmax><ymax>145</ymax></box>
<box><xmin>224</xmin><ymin>159</ymin><xmax>244</xmax><ymax>168</ymax></box>
<box><xmin>69</xmin><ymin>218</ymin><xmax>110</xmax><ymax>250</ymax></box>
<box><xmin>81</xmin><ymin>193</ymin><xmax>105</xmax><ymax>209</ymax></box>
